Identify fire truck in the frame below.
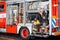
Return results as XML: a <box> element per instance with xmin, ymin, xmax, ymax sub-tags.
<box><xmin>0</xmin><ymin>0</ymin><xmax>59</xmax><ymax>40</ymax></box>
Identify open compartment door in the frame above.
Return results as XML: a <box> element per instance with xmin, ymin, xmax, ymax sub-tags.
<box><xmin>6</xmin><ymin>4</ymin><xmax>18</xmax><ymax>34</ymax></box>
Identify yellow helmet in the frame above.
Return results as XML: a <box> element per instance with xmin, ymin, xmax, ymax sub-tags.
<box><xmin>36</xmin><ymin>20</ymin><xmax>40</xmax><ymax>24</ymax></box>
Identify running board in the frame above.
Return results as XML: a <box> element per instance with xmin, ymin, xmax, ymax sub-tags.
<box><xmin>32</xmin><ymin>31</ymin><xmax>49</xmax><ymax>35</ymax></box>
<box><xmin>31</xmin><ymin>32</ymin><xmax>49</xmax><ymax>37</ymax></box>
<box><xmin>0</xmin><ymin>28</ymin><xmax>6</xmax><ymax>33</ymax></box>
<box><xmin>31</xmin><ymin>34</ymin><xmax>49</xmax><ymax>38</ymax></box>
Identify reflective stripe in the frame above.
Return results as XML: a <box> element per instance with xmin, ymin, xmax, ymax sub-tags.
<box><xmin>0</xmin><ymin>14</ymin><xmax>6</xmax><ymax>18</ymax></box>
<box><xmin>54</xmin><ymin>4</ymin><xmax>58</xmax><ymax>6</ymax></box>
<box><xmin>52</xmin><ymin>18</ymin><xmax>56</xmax><ymax>28</ymax></box>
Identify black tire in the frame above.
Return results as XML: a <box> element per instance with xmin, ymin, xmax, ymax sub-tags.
<box><xmin>19</xmin><ymin>27</ymin><xmax>30</xmax><ymax>40</ymax></box>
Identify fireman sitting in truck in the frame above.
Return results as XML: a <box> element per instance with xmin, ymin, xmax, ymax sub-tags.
<box><xmin>33</xmin><ymin>5</ymin><xmax>49</xmax><ymax>31</ymax></box>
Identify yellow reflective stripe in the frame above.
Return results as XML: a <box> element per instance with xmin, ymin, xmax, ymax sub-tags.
<box><xmin>52</xmin><ymin>16</ymin><xmax>56</xmax><ymax>18</ymax></box>
<box><xmin>32</xmin><ymin>28</ymin><xmax>37</xmax><ymax>30</ymax></box>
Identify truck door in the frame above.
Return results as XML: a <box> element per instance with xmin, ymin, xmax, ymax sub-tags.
<box><xmin>54</xmin><ymin>0</ymin><xmax>60</xmax><ymax>36</ymax></box>
<box><xmin>6</xmin><ymin>4</ymin><xmax>18</xmax><ymax>34</ymax></box>
<box><xmin>52</xmin><ymin>0</ymin><xmax>58</xmax><ymax>28</ymax></box>
<box><xmin>52</xmin><ymin>0</ymin><xmax>60</xmax><ymax>36</ymax></box>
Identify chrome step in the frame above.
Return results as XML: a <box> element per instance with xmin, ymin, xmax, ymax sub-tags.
<box><xmin>31</xmin><ymin>31</ymin><xmax>49</xmax><ymax>37</ymax></box>
<box><xmin>32</xmin><ymin>31</ymin><xmax>49</xmax><ymax>35</ymax></box>
<box><xmin>31</xmin><ymin>34</ymin><xmax>49</xmax><ymax>37</ymax></box>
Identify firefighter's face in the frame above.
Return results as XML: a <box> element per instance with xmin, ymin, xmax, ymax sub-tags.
<box><xmin>39</xmin><ymin>8</ymin><xmax>44</xmax><ymax>14</ymax></box>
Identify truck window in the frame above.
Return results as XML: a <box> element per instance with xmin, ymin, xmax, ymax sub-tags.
<box><xmin>28</xmin><ymin>2</ymin><xmax>39</xmax><ymax>10</ymax></box>
<box><xmin>0</xmin><ymin>5</ymin><xmax>4</xmax><ymax>12</ymax></box>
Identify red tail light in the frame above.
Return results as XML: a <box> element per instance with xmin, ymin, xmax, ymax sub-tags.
<box><xmin>52</xmin><ymin>28</ymin><xmax>57</xmax><ymax>32</ymax></box>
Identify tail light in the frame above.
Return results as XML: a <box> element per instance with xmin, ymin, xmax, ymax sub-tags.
<box><xmin>52</xmin><ymin>28</ymin><xmax>57</xmax><ymax>32</ymax></box>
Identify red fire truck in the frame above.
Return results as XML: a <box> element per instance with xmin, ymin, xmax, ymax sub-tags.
<box><xmin>0</xmin><ymin>0</ymin><xmax>59</xmax><ymax>40</ymax></box>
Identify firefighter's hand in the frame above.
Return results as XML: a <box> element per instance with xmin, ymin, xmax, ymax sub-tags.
<box><xmin>33</xmin><ymin>21</ymin><xmax>37</xmax><ymax>25</ymax></box>
<box><xmin>43</xmin><ymin>16</ymin><xmax>45</xmax><ymax>19</ymax></box>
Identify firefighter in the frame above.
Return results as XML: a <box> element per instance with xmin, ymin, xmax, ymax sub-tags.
<box><xmin>33</xmin><ymin>6</ymin><xmax>47</xmax><ymax>32</ymax></box>
<box><xmin>37</xmin><ymin>6</ymin><xmax>47</xmax><ymax>27</ymax></box>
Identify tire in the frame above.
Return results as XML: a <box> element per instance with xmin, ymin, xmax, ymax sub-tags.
<box><xmin>19</xmin><ymin>27</ymin><xmax>30</xmax><ymax>40</ymax></box>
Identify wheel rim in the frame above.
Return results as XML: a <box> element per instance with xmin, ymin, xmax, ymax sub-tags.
<box><xmin>21</xmin><ymin>29</ymin><xmax>29</xmax><ymax>38</ymax></box>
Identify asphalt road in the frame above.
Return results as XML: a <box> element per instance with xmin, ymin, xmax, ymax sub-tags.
<box><xmin>0</xmin><ymin>33</ymin><xmax>60</xmax><ymax>40</ymax></box>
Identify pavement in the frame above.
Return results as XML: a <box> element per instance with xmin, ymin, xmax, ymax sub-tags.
<box><xmin>0</xmin><ymin>33</ymin><xmax>20</xmax><ymax>40</ymax></box>
<box><xmin>0</xmin><ymin>33</ymin><xmax>60</xmax><ymax>40</ymax></box>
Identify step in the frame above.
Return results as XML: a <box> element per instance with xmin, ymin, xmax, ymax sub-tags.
<box><xmin>32</xmin><ymin>31</ymin><xmax>49</xmax><ymax>35</ymax></box>
<box><xmin>31</xmin><ymin>33</ymin><xmax>49</xmax><ymax>38</ymax></box>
